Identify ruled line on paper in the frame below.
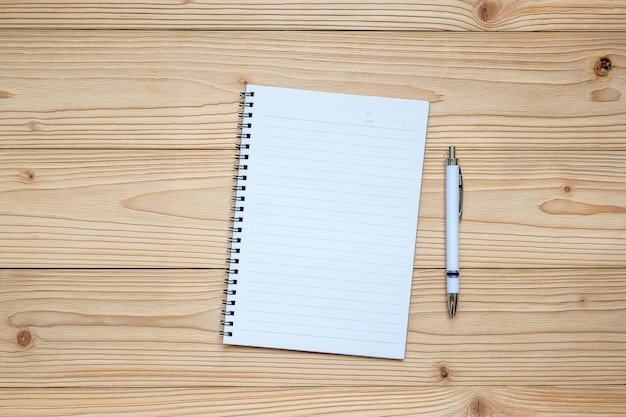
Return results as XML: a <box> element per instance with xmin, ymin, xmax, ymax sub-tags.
<box><xmin>256</xmin><ymin>164</ymin><xmax>414</xmax><ymax>181</ymax></box>
<box><xmin>245</xmin><ymin>261</ymin><xmax>405</xmax><ymax>285</ymax></box>
<box><xmin>248</xmin><ymin>279</ymin><xmax>403</xmax><ymax>297</ymax></box>
<box><xmin>243</xmin><ymin>296</ymin><xmax>404</xmax><ymax>315</ymax></box>
<box><xmin>255</xmin><ymin>194</ymin><xmax>413</xmax><ymax>212</ymax></box>
<box><xmin>247</xmin><ymin>251</ymin><xmax>409</xmax><ymax>269</ymax></box>
<box><xmin>246</xmin><ymin>230</ymin><xmax>409</xmax><ymax>249</ymax></box>
<box><xmin>245</xmin><ymin>313</ymin><xmax>399</xmax><ymax>328</ymax></box>
<box><xmin>250</xmin><ymin>289</ymin><xmax>397</xmax><ymax>304</ymax></box>
<box><xmin>256</xmin><ymin>186</ymin><xmax>414</xmax><ymax>202</ymax></box>
<box><xmin>263</xmin><ymin>134</ymin><xmax>420</xmax><ymax>151</ymax></box>
<box><xmin>239</xmin><ymin>329</ymin><xmax>401</xmax><ymax>345</ymax></box>
<box><xmin>259</xmin><ymin>173</ymin><xmax>417</xmax><ymax>192</ymax></box>
<box><xmin>255</xmin><ymin>202</ymin><xmax>413</xmax><ymax>219</ymax></box>
<box><xmin>261</xmin><ymin>142</ymin><xmax>419</xmax><ymax>162</ymax></box>
<box><xmin>256</xmin><ymin>148</ymin><xmax>418</xmax><ymax>169</ymax></box>
<box><xmin>243</xmin><ymin>319</ymin><xmax>400</xmax><ymax>336</ymax></box>
<box><xmin>246</xmin><ymin>270</ymin><xmax>404</xmax><ymax>288</ymax></box>
<box><xmin>248</xmin><ymin>241</ymin><xmax>407</xmax><ymax>259</ymax></box>
<box><xmin>264</xmin><ymin>114</ymin><xmax>422</xmax><ymax>134</ymax></box>
<box><xmin>244</xmin><ymin>309</ymin><xmax>401</xmax><ymax>326</ymax></box>
<box><xmin>255</xmin><ymin>153</ymin><xmax>418</xmax><ymax>172</ymax></box>
<box><xmin>247</xmin><ymin>261</ymin><xmax>406</xmax><ymax>279</ymax></box>
<box><xmin>252</xmin><ymin>229</ymin><xmax>406</xmax><ymax>249</ymax></box>
<box><xmin>247</xmin><ymin>291</ymin><xmax>397</xmax><ymax>310</ymax></box>
<box><xmin>251</xmin><ymin>218</ymin><xmax>412</xmax><ymax>238</ymax></box>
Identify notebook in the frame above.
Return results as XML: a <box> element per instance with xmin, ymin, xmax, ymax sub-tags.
<box><xmin>222</xmin><ymin>84</ymin><xmax>429</xmax><ymax>359</ymax></box>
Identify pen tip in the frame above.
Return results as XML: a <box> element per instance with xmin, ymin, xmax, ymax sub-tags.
<box><xmin>447</xmin><ymin>293</ymin><xmax>458</xmax><ymax>317</ymax></box>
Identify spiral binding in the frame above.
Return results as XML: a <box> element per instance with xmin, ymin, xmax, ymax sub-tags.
<box><xmin>221</xmin><ymin>89</ymin><xmax>254</xmax><ymax>337</ymax></box>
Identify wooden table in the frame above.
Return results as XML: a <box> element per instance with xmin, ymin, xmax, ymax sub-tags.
<box><xmin>1</xmin><ymin>2</ymin><xmax>625</xmax><ymax>415</ymax></box>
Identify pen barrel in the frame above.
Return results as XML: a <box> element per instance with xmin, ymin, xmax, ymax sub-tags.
<box><xmin>447</xmin><ymin>276</ymin><xmax>460</xmax><ymax>293</ymax></box>
<box><xmin>445</xmin><ymin>164</ymin><xmax>460</xmax><ymax>272</ymax></box>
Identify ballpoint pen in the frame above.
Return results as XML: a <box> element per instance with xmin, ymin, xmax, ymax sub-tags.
<box><xmin>446</xmin><ymin>146</ymin><xmax>462</xmax><ymax>317</ymax></box>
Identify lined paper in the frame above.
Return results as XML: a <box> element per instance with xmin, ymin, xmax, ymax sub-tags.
<box><xmin>224</xmin><ymin>85</ymin><xmax>429</xmax><ymax>359</ymax></box>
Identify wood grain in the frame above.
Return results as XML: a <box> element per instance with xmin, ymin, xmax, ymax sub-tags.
<box><xmin>2</xmin><ymin>2</ymin><xmax>626</xmax><ymax>413</ymax></box>
<box><xmin>1</xmin><ymin>269</ymin><xmax>624</xmax><ymax>387</ymax></box>
<box><xmin>1</xmin><ymin>1</ymin><xmax>626</xmax><ymax>31</ymax></box>
<box><xmin>418</xmin><ymin>149</ymin><xmax>626</xmax><ymax>268</ymax></box>
<box><xmin>1</xmin><ymin>149</ymin><xmax>624</xmax><ymax>268</ymax></box>
<box><xmin>0</xmin><ymin>150</ymin><xmax>233</xmax><ymax>267</ymax></box>
<box><xmin>1</xmin><ymin>31</ymin><xmax>624</xmax><ymax>150</ymax></box>
<box><xmin>1</xmin><ymin>386</ymin><xmax>626</xmax><ymax>416</ymax></box>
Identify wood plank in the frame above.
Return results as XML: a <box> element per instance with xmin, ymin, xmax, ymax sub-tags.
<box><xmin>1</xmin><ymin>31</ymin><xmax>624</xmax><ymax>150</ymax></box>
<box><xmin>0</xmin><ymin>150</ymin><xmax>233</xmax><ymax>268</ymax></box>
<box><xmin>1</xmin><ymin>269</ymin><xmax>625</xmax><ymax>387</ymax></box>
<box><xmin>1</xmin><ymin>149</ymin><xmax>624</xmax><ymax>268</ymax></box>
<box><xmin>1</xmin><ymin>1</ymin><xmax>626</xmax><ymax>31</ymax></box>
<box><xmin>417</xmin><ymin>149</ymin><xmax>626</xmax><ymax>268</ymax></box>
<box><xmin>1</xmin><ymin>386</ymin><xmax>625</xmax><ymax>416</ymax></box>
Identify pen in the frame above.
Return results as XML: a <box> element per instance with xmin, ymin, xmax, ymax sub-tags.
<box><xmin>446</xmin><ymin>146</ymin><xmax>462</xmax><ymax>317</ymax></box>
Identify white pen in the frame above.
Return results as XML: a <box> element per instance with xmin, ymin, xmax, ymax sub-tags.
<box><xmin>446</xmin><ymin>146</ymin><xmax>463</xmax><ymax>317</ymax></box>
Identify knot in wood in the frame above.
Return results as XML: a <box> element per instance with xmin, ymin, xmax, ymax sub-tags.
<box><xmin>594</xmin><ymin>57</ymin><xmax>612</xmax><ymax>77</ymax></box>
<box><xmin>477</xmin><ymin>0</ymin><xmax>501</xmax><ymax>24</ymax></box>
<box><xmin>468</xmin><ymin>395</ymin><xmax>490</xmax><ymax>417</ymax></box>
<box><xmin>17</xmin><ymin>328</ymin><xmax>32</xmax><ymax>347</ymax></box>
<box><xmin>28</xmin><ymin>120</ymin><xmax>41</xmax><ymax>131</ymax></box>
<box><xmin>439</xmin><ymin>365</ymin><xmax>450</xmax><ymax>380</ymax></box>
<box><xmin>23</xmin><ymin>169</ymin><xmax>36</xmax><ymax>182</ymax></box>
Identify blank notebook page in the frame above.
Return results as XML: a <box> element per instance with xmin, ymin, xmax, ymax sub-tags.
<box><xmin>224</xmin><ymin>84</ymin><xmax>429</xmax><ymax>359</ymax></box>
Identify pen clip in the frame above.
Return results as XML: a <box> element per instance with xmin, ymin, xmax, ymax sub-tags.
<box><xmin>458</xmin><ymin>167</ymin><xmax>463</xmax><ymax>221</ymax></box>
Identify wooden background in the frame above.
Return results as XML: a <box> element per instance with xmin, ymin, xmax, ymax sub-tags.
<box><xmin>1</xmin><ymin>1</ymin><xmax>625</xmax><ymax>415</ymax></box>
